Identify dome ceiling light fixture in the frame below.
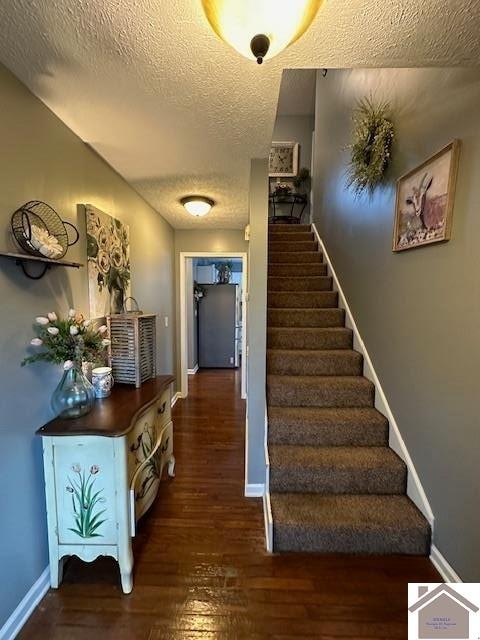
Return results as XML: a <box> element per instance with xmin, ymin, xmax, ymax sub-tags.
<box><xmin>201</xmin><ymin>0</ymin><xmax>323</xmax><ymax>65</ymax></box>
<box><xmin>181</xmin><ymin>196</ymin><xmax>215</xmax><ymax>217</ymax></box>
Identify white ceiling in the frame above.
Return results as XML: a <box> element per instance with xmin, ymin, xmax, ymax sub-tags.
<box><xmin>0</xmin><ymin>1</ymin><xmax>478</xmax><ymax>229</ymax></box>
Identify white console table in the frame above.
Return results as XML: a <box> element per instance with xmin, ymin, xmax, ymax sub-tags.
<box><xmin>36</xmin><ymin>375</ymin><xmax>175</xmax><ymax>594</ymax></box>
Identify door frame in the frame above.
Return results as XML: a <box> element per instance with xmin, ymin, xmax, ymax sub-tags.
<box><xmin>179</xmin><ymin>251</ymin><xmax>248</xmax><ymax>399</ymax></box>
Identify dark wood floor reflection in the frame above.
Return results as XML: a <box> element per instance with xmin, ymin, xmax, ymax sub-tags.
<box><xmin>20</xmin><ymin>369</ymin><xmax>440</xmax><ymax>639</ymax></box>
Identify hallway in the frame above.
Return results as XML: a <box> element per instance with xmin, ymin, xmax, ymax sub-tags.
<box><xmin>20</xmin><ymin>370</ymin><xmax>439</xmax><ymax>639</ymax></box>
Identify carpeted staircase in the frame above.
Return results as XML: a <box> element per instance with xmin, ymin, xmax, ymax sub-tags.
<box><xmin>267</xmin><ymin>224</ymin><xmax>431</xmax><ymax>555</ymax></box>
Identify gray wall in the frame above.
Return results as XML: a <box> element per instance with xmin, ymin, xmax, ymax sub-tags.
<box><xmin>246</xmin><ymin>159</ymin><xmax>269</xmax><ymax>486</ymax></box>
<box><xmin>313</xmin><ymin>68</ymin><xmax>480</xmax><ymax>580</ymax></box>
<box><xmin>0</xmin><ymin>63</ymin><xmax>175</xmax><ymax>627</ymax></box>
<box><xmin>174</xmin><ymin>229</ymin><xmax>248</xmax><ymax>390</ymax></box>
<box><xmin>271</xmin><ymin>115</ymin><xmax>315</xmax><ymax>220</ymax></box>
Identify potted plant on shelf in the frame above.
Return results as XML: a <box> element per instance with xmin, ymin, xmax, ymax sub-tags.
<box><xmin>214</xmin><ymin>261</ymin><xmax>233</xmax><ymax>284</ymax></box>
<box><xmin>293</xmin><ymin>167</ymin><xmax>310</xmax><ymax>194</ymax></box>
<box><xmin>23</xmin><ymin>309</ymin><xmax>111</xmax><ymax>418</ymax></box>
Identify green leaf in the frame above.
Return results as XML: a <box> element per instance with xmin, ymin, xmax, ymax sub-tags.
<box><xmin>87</xmin><ymin>520</ymin><xmax>106</xmax><ymax>535</ymax></box>
<box><xmin>87</xmin><ymin>509</ymin><xmax>107</xmax><ymax>530</ymax></box>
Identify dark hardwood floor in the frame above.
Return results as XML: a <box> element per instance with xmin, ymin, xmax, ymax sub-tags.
<box><xmin>20</xmin><ymin>369</ymin><xmax>440</xmax><ymax>639</ymax></box>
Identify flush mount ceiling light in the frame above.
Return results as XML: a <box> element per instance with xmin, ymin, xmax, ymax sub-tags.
<box><xmin>181</xmin><ymin>196</ymin><xmax>215</xmax><ymax>217</ymax></box>
<box><xmin>201</xmin><ymin>0</ymin><xmax>323</xmax><ymax>64</ymax></box>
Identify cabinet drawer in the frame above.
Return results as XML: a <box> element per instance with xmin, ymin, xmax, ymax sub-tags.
<box><xmin>127</xmin><ymin>389</ymin><xmax>170</xmax><ymax>482</ymax></box>
<box><xmin>127</xmin><ymin>403</ymin><xmax>157</xmax><ymax>482</ymax></box>
<box><xmin>155</xmin><ymin>389</ymin><xmax>171</xmax><ymax>428</ymax></box>
<box><xmin>131</xmin><ymin>421</ymin><xmax>173</xmax><ymax>523</ymax></box>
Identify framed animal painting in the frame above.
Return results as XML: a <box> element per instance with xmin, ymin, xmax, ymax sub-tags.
<box><xmin>269</xmin><ymin>141</ymin><xmax>299</xmax><ymax>177</ymax></box>
<box><xmin>392</xmin><ymin>140</ymin><xmax>460</xmax><ymax>252</ymax></box>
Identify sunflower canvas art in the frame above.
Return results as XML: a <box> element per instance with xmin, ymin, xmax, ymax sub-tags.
<box><xmin>85</xmin><ymin>204</ymin><xmax>131</xmax><ymax>317</ymax></box>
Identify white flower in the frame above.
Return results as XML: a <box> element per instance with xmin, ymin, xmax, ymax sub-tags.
<box><xmin>69</xmin><ymin>325</ymin><xmax>79</xmax><ymax>336</ymax></box>
<box><xmin>30</xmin><ymin>338</ymin><xmax>43</xmax><ymax>346</ymax></box>
<box><xmin>30</xmin><ymin>225</ymin><xmax>63</xmax><ymax>259</ymax></box>
<box><xmin>101</xmin><ymin>338</ymin><xmax>111</xmax><ymax>346</ymax></box>
<box><xmin>68</xmin><ymin>308</ymin><xmax>76</xmax><ymax>318</ymax></box>
<box><xmin>47</xmin><ymin>327</ymin><xmax>59</xmax><ymax>336</ymax></box>
<box><xmin>47</xmin><ymin>312</ymin><xmax>57</xmax><ymax>322</ymax></box>
<box><xmin>98</xmin><ymin>325</ymin><xmax>108</xmax><ymax>335</ymax></box>
<box><xmin>83</xmin><ymin>319</ymin><xmax>91</xmax><ymax>328</ymax></box>
<box><xmin>64</xmin><ymin>360</ymin><xmax>74</xmax><ymax>370</ymax></box>
<box><xmin>36</xmin><ymin>316</ymin><xmax>49</xmax><ymax>325</ymax></box>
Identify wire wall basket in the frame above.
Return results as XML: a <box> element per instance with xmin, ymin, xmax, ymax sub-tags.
<box><xmin>11</xmin><ymin>200</ymin><xmax>79</xmax><ymax>260</ymax></box>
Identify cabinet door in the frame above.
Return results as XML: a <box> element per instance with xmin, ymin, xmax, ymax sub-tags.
<box><xmin>53</xmin><ymin>436</ymin><xmax>118</xmax><ymax>545</ymax></box>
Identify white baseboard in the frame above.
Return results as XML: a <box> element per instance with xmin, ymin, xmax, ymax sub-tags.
<box><xmin>430</xmin><ymin>545</ymin><xmax>462</xmax><ymax>582</ymax></box>
<box><xmin>187</xmin><ymin>364</ymin><xmax>199</xmax><ymax>375</ymax></box>
<box><xmin>171</xmin><ymin>392</ymin><xmax>181</xmax><ymax>407</ymax></box>
<box><xmin>312</xmin><ymin>224</ymin><xmax>434</xmax><ymax>527</ymax></box>
<box><xmin>263</xmin><ymin>406</ymin><xmax>273</xmax><ymax>552</ymax></box>
<box><xmin>244</xmin><ymin>483</ymin><xmax>265</xmax><ymax>497</ymax></box>
<box><xmin>0</xmin><ymin>566</ymin><xmax>50</xmax><ymax>640</ymax></box>
<box><xmin>263</xmin><ymin>491</ymin><xmax>273</xmax><ymax>553</ymax></box>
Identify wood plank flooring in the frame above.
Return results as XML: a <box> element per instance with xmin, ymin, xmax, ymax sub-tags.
<box><xmin>20</xmin><ymin>369</ymin><xmax>440</xmax><ymax>639</ymax></box>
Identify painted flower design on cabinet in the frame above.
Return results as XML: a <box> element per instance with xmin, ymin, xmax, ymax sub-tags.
<box><xmin>66</xmin><ymin>464</ymin><xmax>107</xmax><ymax>538</ymax></box>
<box><xmin>130</xmin><ymin>424</ymin><xmax>167</xmax><ymax>500</ymax></box>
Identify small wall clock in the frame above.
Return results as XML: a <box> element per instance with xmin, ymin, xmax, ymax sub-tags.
<box><xmin>269</xmin><ymin>141</ymin><xmax>299</xmax><ymax>177</ymax></box>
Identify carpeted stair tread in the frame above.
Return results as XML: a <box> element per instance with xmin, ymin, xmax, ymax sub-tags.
<box><xmin>267</xmin><ymin>308</ymin><xmax>344</xmax><ymax>328</ymax></box>
<box><xmin>269</xmin><ymin>445</ymin><xmax>406</xmax><ymax>494</ymax></box>
<box><xmin>266</xmin><ymin>223</ymin><xmax>431</xmax><ymax>556</ymax></box>
<box><xmin>269</xmin><ymin>251</ymin><xmax>323</xmax><ymax>264</ymax></box>
<box><xmin>271</xmin><ymin>494</ymin><xmax>431</xmax><ymax>554</ymax></box>
<box><xmin>268</xmin><ymin>375</ymin><xmax>375</xmax><ymax>408</ymax></box>
<box><xmin>268</xmin><ymin>232</ymin><xmax>314</xmax><ymax>242</ymax></box>
<box><xmin>268</xmin><ymin>276</ymin><xmax>333</xmax><ymax>292</ymax></box>
<box><xmin>269</xmin><ymin>224</ymin><xmax>312</xmax><ymax>233</ymax></box>
<box><xmin>267</xmin><ymin>349</ymin><xmax>363</xmax><ymax>376</ymax></box>
<box><xmin>268</xmin><ymin>291</ymin><xmax>337</xmax><ymax>308</ymax></box>
<box><xmin>268</xmin><ymin>263</ymin><xmax>327</xmax><ymax>277</ymax></box>
<box><xmin>268</xmin><ymin>406</ymin><xmax>388</xmax><ymax>446</ymax></box>
<box><xmin>269</xmin><ymin>241</ymin><xmax>318</xmax><ymax>253</ymax></box>
<box><xmin>267</xmin><ymin>327</ymin><xmax>352</xmax><ymax>349</ymax></box>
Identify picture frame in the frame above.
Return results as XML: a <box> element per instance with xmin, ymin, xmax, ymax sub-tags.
<box><xmin>85</xmin><ymin>204</ymin><xmax>131</xmax><ymax>317</ymax></box>
<box><xmin>392</xmin><ymin>140</ymin><xmax>460</xmax><ymax>252</ymax></box>
<box><xmin>269</xmin><ymin>141</ymin><xmax>299</xmax><ymax>177</ymax></box>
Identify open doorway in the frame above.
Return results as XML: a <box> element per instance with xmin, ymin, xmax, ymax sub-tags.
<box><xmin>179</xmin><ymin>252</ymin><xmax>247</xmax><ymax>399</ymax></box>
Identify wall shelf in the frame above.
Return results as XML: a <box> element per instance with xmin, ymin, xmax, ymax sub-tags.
<box><xmin>0</xmin><ymin>251</ymin><xmax>83</xmax><ymax>280</ymax></box>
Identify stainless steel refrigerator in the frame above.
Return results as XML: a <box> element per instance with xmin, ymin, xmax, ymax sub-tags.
<box><xmin>198</xmin><ymin>284</ymin><xmax>240</xmax><ymax>368</ymax></box>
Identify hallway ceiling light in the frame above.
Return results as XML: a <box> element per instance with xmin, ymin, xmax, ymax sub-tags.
<box><xmin>181</xmin><ymin>196</ymin><xmax>215</xmax><ymax>217</ymax></box>
<box><xmin>201</xmin><ymin>0</ymin><xmax>323</xmax><ymax>64</ymax></box>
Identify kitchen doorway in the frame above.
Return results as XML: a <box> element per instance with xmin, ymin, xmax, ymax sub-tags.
<box><xmin>179</xmin><ymin>252</ymin><xmax>247</xmax><ymax>400</ymax></box>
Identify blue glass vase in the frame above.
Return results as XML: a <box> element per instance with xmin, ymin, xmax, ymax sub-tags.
<box><xmin>51</xmin><ymin>363</ymin><xmax>96</xmax><ymax>419</ymax></box>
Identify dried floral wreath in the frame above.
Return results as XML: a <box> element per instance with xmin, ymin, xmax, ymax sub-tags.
<box><xmin>346</xmin><ymin>97</ymin><xmax>394</xmax><ymax>196</ymax></box>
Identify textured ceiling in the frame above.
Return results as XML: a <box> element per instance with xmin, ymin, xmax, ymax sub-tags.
<box><xmin>0</xmin><ymin>1</ymin><xmax>478</xmax><ymax>229</ymax></box>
